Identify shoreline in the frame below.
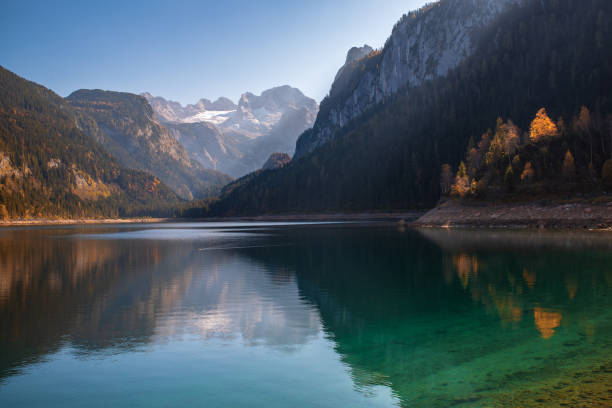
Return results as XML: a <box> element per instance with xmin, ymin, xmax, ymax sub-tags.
<box><xmin>0</xmin><ymin>211</ymin><xmax>424</xmax><ymax>227</ymax></box>
<box><xmin>3</xmin><ymin>202</ymin><xmax>611</xmax><ymax>231</ymax></box>
<box><xmin>0</xmin><ymin>218</ymin><xmax>169</xmax><ymax>226</ymax></box>
<box><xmin>414</xmin><ymin>200</ymin><xmax>612</xmax><ymax>230</ymax></box>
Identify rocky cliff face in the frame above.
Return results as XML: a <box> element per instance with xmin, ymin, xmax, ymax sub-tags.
<box><xmin>68</xmin><ymin>90</ymin><xmax>232</xmax><ymax>200</ymax></box>
<box><xmin>334</xmin><ymin>45</ymin><xmax>374</xmax><ymax>82</ymax></box>
<box><xmin>295</xmin><ymin>0</ymin><xmax>517</xmax><ymax>158</ymax></box>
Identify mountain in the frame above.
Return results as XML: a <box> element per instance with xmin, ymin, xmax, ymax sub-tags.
<box><xmin>0</xmin><ymin>66</ymin><xmax>180</xmax><ymax>219</ymax></box>
<box><xmin>219</xmin><ymin>103</ymin><xmax>317</xmax><ymax>177</ymax></box>
<box><xmin>295</xmin><ymin>0</ymin><xmax>517</xmax><ymax>158</ymax></box>
<box><xmin>67</xmin><ymin>90</ymin><xmax>232</xmax><ymax>200</ymax></box>
<box><xmin>164</xmin><ymin>121</ymin><xmax>245</xmax><ymax>171</ymax></box>
<box><xmin>143</xmin><ymin>86</ymin><xmax>318</xmax><ymax>177</ymax></box>
<box><xmin>211</xmin><ymin>0</ymin><xmax>612</xmax><ymax>215</ymax></box>
<box><xmin>333</xmin><ymin>44</ymin><xmax>373</xmax><ymax>83</ymax></box>
<box><xmin>221</xmin><ymin>86</ymin><xmax>318</xmax><ymax>139</ymax></box>
<box><xmin>142</xmin><ymin>93</ymin><xmax>238</xmax><ymax>124</ymax></box>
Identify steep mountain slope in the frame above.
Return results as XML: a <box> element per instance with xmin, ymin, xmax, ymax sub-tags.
<box><xmin>295</xmin><ymin>0</ymin><xmax>517</xmax><ymax>158</ymax></box>
<box><xmin>212</xmin><ymin>0</ymin><xmax>612</xmax><ymax>215</ymax></box>
<box><xmin>0</xmin><ymin>66</ymin><xmax>179</xmax><ymax>219</ymax></box>
<box><xmin>67</xmin><ymin>90</ymin><xmax>232</xmax><ymax>200</ymax></box>
<box><xmin>164</xmin><ymin>121</ymin><xmax>246</xmax><ymax>171</ymax></box>
<box><xmin>144</xmin><ymin>86</ymin><xmax>318</xmax><ymax>177</ymax></box>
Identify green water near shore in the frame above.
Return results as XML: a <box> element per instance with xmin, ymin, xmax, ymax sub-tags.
<box><xmin>0</xmin><ymin>223</ymin><xmax>610</xmax><ymax>407</ymax></box>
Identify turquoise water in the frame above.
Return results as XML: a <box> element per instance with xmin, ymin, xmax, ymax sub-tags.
<box><xmin>0</xmin><ymin>223</ymin><xmax>610</xmax><ymax>407</ymax></box>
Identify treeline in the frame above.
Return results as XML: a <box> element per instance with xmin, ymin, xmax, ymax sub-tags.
<box><xmin>210</xmin><ymin>0</ymin><xmax>612</xmax><ymax>215</ymax></box>
<box><xmin>444</xmin><ymin>106</ymin><xmax>612</xmax><ymax>200</ymax></box>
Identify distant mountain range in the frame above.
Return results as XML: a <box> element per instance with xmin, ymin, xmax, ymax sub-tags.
<box><xmin>143</xmin><ymin>86</ymin><xmax>318</xmax><ymax>177</ymax></box>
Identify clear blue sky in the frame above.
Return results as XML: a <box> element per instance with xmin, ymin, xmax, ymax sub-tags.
<box><xmin>1</xmin><ymin>0</ymin><xmax>427</xmax><ymax>104</ymax></box>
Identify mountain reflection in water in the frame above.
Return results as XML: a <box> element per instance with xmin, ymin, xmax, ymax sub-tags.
<box><xmin>0</xmin><ymin>224</ymin><xmax>610</xmax><ymax>407</ymax></box>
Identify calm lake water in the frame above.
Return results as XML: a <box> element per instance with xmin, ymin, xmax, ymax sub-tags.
<box><xmin>0</xmin><ymin>222</ymin><xmax>610</xmax><ymax>407</ymax></box>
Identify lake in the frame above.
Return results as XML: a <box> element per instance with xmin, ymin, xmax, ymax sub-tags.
<box><xmin>0</xmin><ymin>222</ymin><xmax>610</xmax><ymax>407</ymax></box>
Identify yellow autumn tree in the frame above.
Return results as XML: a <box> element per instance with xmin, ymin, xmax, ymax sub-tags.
<box><xmin>529</xmin><ymin>108</ymin><xmax>559</xmax><ymax>141</ymax></box>
<box><xmin>451</xmin><ymin>162</ymin><xmax>470</xmax><ymax>197</ymax></box>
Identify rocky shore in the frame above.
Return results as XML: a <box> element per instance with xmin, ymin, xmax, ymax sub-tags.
<box><xmin>414</xmin><ymin>200</ymin><xmax>612</xmax><ymax>230</ymax></box>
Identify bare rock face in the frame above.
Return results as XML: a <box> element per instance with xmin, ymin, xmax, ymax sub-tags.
<box><xmin>295</xmin><ymin>0</ymin><xmax>518</xmax><ymax>158</ymax></box>
<box><xmin>333</xmin><ymin>45</ymin><xmax>374</xmax><ymax>83</ymax></box>
<box><xmin>346</xmin><ymin>45</ymin><xmax>374</xmax><ymax>64</ymax></box>
<box><xmin>262</xmin><ymin>153</ymin><xmax>291</xmax><ymax>170</ymax></box>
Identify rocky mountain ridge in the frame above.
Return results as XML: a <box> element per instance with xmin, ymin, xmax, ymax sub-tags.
<box><xmin>295</xmin><ymin>0</ymin><xmax>518</xmax><ymax>158</ymax></box>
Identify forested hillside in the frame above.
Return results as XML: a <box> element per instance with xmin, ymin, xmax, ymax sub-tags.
<box><xmin>444</xmin><ymin>106</ymin><xmax>612</xmax><ymax>200</ymax></box>
<box><xmin>68</xmin><ymin>90</ymin><xmax>232</xmax><ymax>200</ymax></box>
<box><xmin>212</xmin><ymin>0</ymin><xmax>612</xmax><ymax>215</ymax></box>
<box><xmin>0</xmin><ymin>66</ymin><xmax>180</xmax><ymax>219</ymax></box>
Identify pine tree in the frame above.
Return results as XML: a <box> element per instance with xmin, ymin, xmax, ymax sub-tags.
<box><xmin>440</xmin><ymin>164</ymin><xmax>453</xmax><ymax>196</ymax></box>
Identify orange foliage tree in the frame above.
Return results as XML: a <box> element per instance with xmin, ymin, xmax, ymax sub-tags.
<box><xmin>529</xmin><ymin>108</ymin><xmax>559</xmax><ymax>141</ymax></box>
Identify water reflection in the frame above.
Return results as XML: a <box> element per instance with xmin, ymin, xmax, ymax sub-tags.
<box><xmin>0</xmin><ymin>225</ymin><xmax>321</xmax><ymax>384</ymax></box>
<box><xmin>0</xmin><ymin>224</ymin><xmax>610</xmax><ymax>408</ymax></box>
<box><xmin>423</xmin><ymin>229</ymin><xmax>612</xmax><ymax>341</ymax></box>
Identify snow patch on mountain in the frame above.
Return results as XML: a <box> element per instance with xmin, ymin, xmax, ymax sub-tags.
<box><xmin>183</xmin><ymin>110</ymin><xmax>235</xmax><ymax>125</ymax></box>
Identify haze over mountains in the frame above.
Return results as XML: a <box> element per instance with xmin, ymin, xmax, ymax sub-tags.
<box><xmin>143</xmin><ymin>86</ymin><xmax>318</xmax><ymax>177</ymax></box>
